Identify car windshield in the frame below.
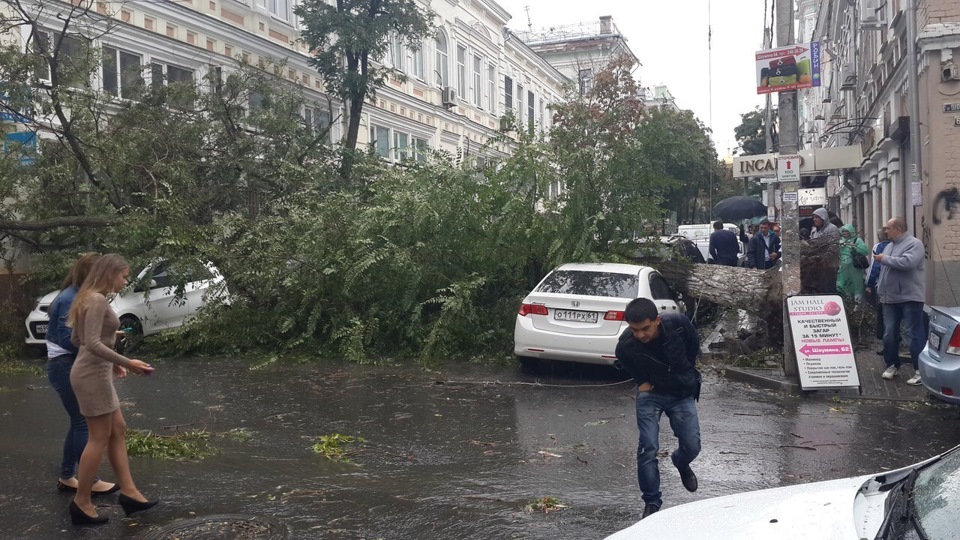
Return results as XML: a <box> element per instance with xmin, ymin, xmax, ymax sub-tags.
<box><xmin>914</xmin><ymin>446</ymin><xmax>960</xmax><ymax>539</ymax></box>
<box><xmin>536</xmin><ymin>270</ymin><xmax>639</xmax><ymax>299</ymax></box>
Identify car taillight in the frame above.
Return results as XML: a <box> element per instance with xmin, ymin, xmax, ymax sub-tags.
<box><xmin>604</xmin><ymin>310</ymin><xmax>625</xmax><ymax>321</ymax></box>
<box><xmin>947</xmin><ymin>326</ymin><xmax>960</xmax><ymax>355</ymax></box>
<box><xmin>518</xmin><ymin>304</ymin><xmax>549</xmax><ymax>316</ymax></box>
<box><xmin>942</xmin><ymin>387</ymin><xmax>955</xmax><ymax>397</ymax></box>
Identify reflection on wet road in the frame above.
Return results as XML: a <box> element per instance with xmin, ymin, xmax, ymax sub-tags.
<box><xmin>1</xmin><ymin>358</ymin><xmax>958</xmax><ymax>538</ymax></box>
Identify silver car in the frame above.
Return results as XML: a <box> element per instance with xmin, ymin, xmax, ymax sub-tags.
<box><xmin>918</xmin><ymin>306</ymin><xmax>960</xmax><ymax>404</ymax></box>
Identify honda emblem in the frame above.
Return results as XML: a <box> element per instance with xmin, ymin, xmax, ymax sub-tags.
<box><xmin>571</xmin><ymin>301</ymin><xmax>580</xmax><ymax>307</ymax></box>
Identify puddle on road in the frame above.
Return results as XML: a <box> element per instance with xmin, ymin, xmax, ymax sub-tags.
<box><xmin>1</xmin><ymin>358</ymin><xmax>959</xmax><ymax>538</ymax></box>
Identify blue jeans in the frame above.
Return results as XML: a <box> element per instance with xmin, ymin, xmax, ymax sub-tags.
<box><xmin>882</xmin><ymin>301</ymin><xmax>925</xmax><ymax>370</ymax></box>
<box><xmin>635</xmin><ymin>392</ymin><xmax>701</xmax><ymax>507</ymax></box>
<box><xmin>46</xmin><ymin>354</ymin><xmax>88</xmax><ymax>479</ymax></box>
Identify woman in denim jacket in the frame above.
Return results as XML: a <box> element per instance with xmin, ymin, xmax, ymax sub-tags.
<box><xmin>45</xmin><ymin>254</ymin><xmax>119</xmax><ymax>496</ymax></box>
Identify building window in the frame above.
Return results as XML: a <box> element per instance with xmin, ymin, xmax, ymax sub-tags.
<box><xmin>413</xmin><ymin>137</ymin><xmax>428</xmax><ymax>162</ymax></box>
<box><xmin>394</xmin><ymin>131</ymin><xmax>409</xmax><ymax>160</ymax></box>
<box><xmin>456</xmin><ymin>45</ymin><xmax>466</xmax><ymax>98</ymax></box>
<box><xmin>516</xmin><ymin>83</ymin><xmax>523</xmax><ymax>124</ymax></box>
<box><xmin>370</xmin><ymin>125</ymin><xmax>391</xmax><ymax>158</ymax></box>
<box><xmin>472</xmin><ymin>55</ymin><xmax>482</xmax><ymax>107</ymax></box>
<box><xmin>34</xmin><ymin>31</ymin><xmax>88</xmax><ymax>87</ymax></box>
<box><xmin>435</xmin><ymin>32</ymin><xmax>448</xmax><ymax>86</ymax></box>
<box><xmin>268</xmin><ymin>0</ymin><xmax>288</xmax><ymax>20</ymax></box>
<box><xmin>304</xmin><ymin>106</ymin><xmax>332</xmax><ymax>145</ymax></box>
<box><xmin>504</xmin><ymin>75</ymin><xmax>513</xmax><ymax>111</ymax></box>
<box><xmin>527</xmin><ymin>91</ymin><xmax>535</xmax><ymax>131</ymax></box>
<box><xmin>578</xmin><ymin>68</ymin><xmax>593</xmax><ymax>95</ymax></box>
<box><xmin>412</xmin><ymin>46</ymin><xmax>424</xmax><ymax>80</ymax></box>
<box><xmin>391</xmin><ymin>34</ymin><xmax>404</xmax><ymax>72</ymax></box>
<box><xmin>102</xmin><ymin>47</ymin><xmax>142</xmax><ymax>99</ymax></box>
<box><xmin>487</xmin><ymin>63</ymin><xmax>496</xmax><ymax>113</ymax></box>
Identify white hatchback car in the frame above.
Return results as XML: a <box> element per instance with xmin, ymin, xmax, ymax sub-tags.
<box><xmin>606</xmin><ymin>443</ymin><xmax>960</xmax><ymax>540</ymax></box>
<box><xmin>513</xmin><ymin>263</ymin><xmax>684</xmax><ymax>367</ymax></box>
<box><xmin>25</xmin><ymin>260</ymin><xmax>229</xmax><ymax>347</ymax></box>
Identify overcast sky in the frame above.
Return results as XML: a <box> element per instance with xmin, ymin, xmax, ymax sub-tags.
<box><xmin>502</xmin><ymin>0</ymin><xmax>769</xmax><ymax>157</ymax></box>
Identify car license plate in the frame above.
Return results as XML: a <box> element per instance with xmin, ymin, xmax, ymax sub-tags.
<box><xmin>553</xmin><ymin>309</ymin><xmax>598</xmax><ymax>324</ymax></box>
<box><xmin>36</xmin><ymin>324</ymin><xmax>47</xmax><ymax>336</ymax></box>
<box><xmin>929</xmin><ymin>331</ymin><xmax>942</xmax><ymax>351</ymax></box>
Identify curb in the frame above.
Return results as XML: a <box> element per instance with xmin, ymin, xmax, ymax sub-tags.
<box><xmin>722</xmin><ymin>366</ymin><xmax>801</xmax><ymax>394</ymax></box>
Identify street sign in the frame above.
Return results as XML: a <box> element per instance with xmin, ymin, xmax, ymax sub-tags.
<box><xmin>797</xmin><ymin>188</ymin><xmax>826</xmax><ymax>206</ymax></box>
<box><xmin>755</xmin><ymin>42</ymin><xmax>822</xmax><ymax>95</ymax></box>
<box><xmin>787</xmin><ymin>295</ymin><xmax>860</xmax><ymax>390</ymax></box>
<box><xmin>782</xmin><ymin>192</ymin><xmax>798</xmax><ymax>203</ymax></box>
<box><xmin>777</xmin><ymin>154</ymin><xmax>801</xmax><ymax>182</ymax></box>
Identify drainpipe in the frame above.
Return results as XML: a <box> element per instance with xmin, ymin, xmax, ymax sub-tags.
<box><xmin>905</xmin><ymin>0</ymin><xmax>922</xmax><ymax>228</ymax></box>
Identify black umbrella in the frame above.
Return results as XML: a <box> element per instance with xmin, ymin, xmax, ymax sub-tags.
<box><xmin>712</xmin><ymin>196</ymin><xmax>767</xmax><ymax>221</ymax></box>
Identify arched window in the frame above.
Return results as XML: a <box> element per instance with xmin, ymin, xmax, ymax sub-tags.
<box><xmin>435</xmin><ymin>31</ymin><xmax>448</xmax><ymax>86</ymax></box>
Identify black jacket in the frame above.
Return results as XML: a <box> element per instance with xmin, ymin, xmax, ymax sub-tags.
<box><xmin>615</xmin><ymin>314</ymin><xmax>701</xmax><ymax>399</ymax></box>
<box><xmin>708</xmin><ymin>229</ymin><xmax>740</xmax><ymax>266</ymax></box>
<box><xmin>746</xmin><ymin>232</ymin><xmax>781</xmax><ymax>269</ymax></box>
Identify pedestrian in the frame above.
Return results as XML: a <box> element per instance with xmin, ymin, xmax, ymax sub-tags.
<box><xmin>837</xmin><ymin>224</ymin><xmax>869</xmax><ymax>299</ymax></box>
<box><xmin>708</xmin><ymin>221</ymin><xmax>740</xmax><ymax>266</ymax></box>
<box><xmin>799</xmin><ymin>227</ymin><xmax>811</xmax><ymax>241</ymax></box>
<box><xmin>615</xmin><ymin>298</ymin><xmax>701</xmax><ymax>520</ymax></box>
<box><xmin>46</xmin><ymin>254</ymin><xmax>120</xmax><ymax>498</ymax></box>
<box><xmin>864</xmin><ymin>228</ymin><xmax>891</xmax><ymax>353</ymax></box>
<box><xmin>745</xmin><ymin>219</ymin><xmax>781</xmax><ymax>270</ymax></box>
<box><xmin>772</xmin><ymin>224</ymin><xmax>781</xmax><ymax>238</ymax></box>
<box><xmin>66</xmin><ymin>254</ymin><xmax>158</xmax><ymax>525</ymax></box>
<box><xmin>810</xmin><ymin>208</ymin><xmax>840</xmax><ymax>241</ymax></box>
<box><xmin>875</xmin><ymin>217</ymin><xmax>926</xmax><ymax>385</ymax></box>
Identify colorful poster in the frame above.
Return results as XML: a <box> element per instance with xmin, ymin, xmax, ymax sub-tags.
<box><xmin>787</xmin><ymin>295</ymin><xmax>860</xmax><ymax>390</ymax></box>
<box><xmin>756</xmin><ymin>42</ymin><xmax>821</xmax><ymax>95</ymax></box>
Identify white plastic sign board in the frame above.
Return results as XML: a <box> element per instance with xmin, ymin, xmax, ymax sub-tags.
<box><xmin>787</xmin><ymin>295</ymin><xmax>861</xmax><ymax>390</ymax></box>
<box><xmin>777</xmin><ymin>154</ymin><xmax>801</xmax><ymax>182</ymax></box>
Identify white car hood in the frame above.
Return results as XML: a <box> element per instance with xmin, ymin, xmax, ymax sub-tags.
<box><xmin>606</xmin><ymin>474</ymin><xmax>881</xmax><ymax>540</ymax></box>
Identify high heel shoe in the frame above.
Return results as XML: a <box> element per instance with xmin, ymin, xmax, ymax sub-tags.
<box><xmin>58</xmin><ymin>480</ymin><xmax>121</xmax><ymax>496</ymax></box>
<box><xmin>68</xmin><ymin>501</ymin><xmax>108</xmax><ymax>526</ymax></box>
<box><xmin>118</xmin><ymin>493</ymin><xmax>159</xmax><ymax>516</ymax></box>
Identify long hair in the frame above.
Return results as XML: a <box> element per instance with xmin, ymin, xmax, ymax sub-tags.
<box><xmin>67</xmin><ymin>254</ymin><xmax>129</xmax><ymax>329</ymax></box>
<box><xmin>60</xmin><ymin>253</ymin><xmax>100</xmax><ymax>289</ymax></box>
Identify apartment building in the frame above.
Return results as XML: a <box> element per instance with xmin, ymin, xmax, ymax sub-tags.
<box><xmin>806</xmin><ymin>0</ymin><xmax>960</xmax><ymax>305</ymax></box>
<box><xmin>3</xmin><ymin>0</ymin><xmax>568</xmax><ymax>163</ymax></box>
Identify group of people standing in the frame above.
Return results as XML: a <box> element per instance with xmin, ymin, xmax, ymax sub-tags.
<box><xmin>45</xmin><ymin>253</ymin><xmax>158</xmax><ymax>526</ymax></box>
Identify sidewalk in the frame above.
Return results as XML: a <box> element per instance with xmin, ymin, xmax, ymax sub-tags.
<box><xmin>720</xmin><ymin>338</ymin><xmax>931</xmax><ymax>402</ymax></box>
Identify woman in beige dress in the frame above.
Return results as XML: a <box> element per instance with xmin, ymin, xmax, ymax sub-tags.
<box><xmin>67</xmin><ymin>254</ymin><xmax>157</xmax><ymax>525</ymax></box>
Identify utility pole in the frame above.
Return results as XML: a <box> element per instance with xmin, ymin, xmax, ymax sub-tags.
<box><xmin>905</xmin><ymin>0</ymin><xmax>922</xmax><ymax>230</ymax></box>
<box><xmin>776</xmin><ymin>0</ymin><xmax>800</xmax><ymax>377</ymax></box>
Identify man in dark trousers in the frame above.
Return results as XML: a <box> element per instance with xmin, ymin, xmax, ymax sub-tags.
<box><xmin>708</xmin><ymin>220</ymin><xmax>740</xmax><ymax>266</ymax></box>
<box><xmin>746</xmin><ymin>219</ymin><xmax>781</xmax><ymax>269</ymax></box>
<box><xmin>615</xmin><ymin>298</ymin><xmax>702</xmax><ymax>519</ymax></box>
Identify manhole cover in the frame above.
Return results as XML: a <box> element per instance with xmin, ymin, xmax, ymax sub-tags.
<box><xmin>142</xmin><ymin>514</ymin><xmax>289</xmax><ymax>540</ymax></box>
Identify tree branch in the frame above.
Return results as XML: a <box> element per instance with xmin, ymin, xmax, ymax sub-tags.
<box><xmin>0</xmin><ymin>216</ymin><xmax>117</xmax><ymax>231</ymax></box>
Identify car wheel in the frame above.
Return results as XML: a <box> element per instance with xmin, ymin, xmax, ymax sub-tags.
<box><xmin>118</xmin><ymin>316</ymin><xmax>144</xmax><ymax>355</ymax></box>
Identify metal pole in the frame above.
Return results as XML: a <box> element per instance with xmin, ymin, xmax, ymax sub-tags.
<box><xmin>776</xmin><ymin>0</ymin><xmax>800</xmax><ymax>377</ymax></box>
<box><xmin>905</xmin><ymin>0</ymin><xmax>922</xmax><ymax>228</ymax></box>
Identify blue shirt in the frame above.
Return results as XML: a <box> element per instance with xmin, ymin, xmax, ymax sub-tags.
<box><xmin>46</xmin><ymin>285</ymin><xmax>79</xmax><ymax>355</ymax></box>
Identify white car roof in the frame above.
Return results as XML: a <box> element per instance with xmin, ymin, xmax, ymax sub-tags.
<box><xmin>554</xmin><ymin>263</ymin><xmax>652</xmax><ymax>275</ymax></box>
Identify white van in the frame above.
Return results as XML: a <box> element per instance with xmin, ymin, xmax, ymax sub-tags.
<box><xmin>676</xmin><ymin>223</ymin><xmax>743</xmax><ymax>264</ymax></box>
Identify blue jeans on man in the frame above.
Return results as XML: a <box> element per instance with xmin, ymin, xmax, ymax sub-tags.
<box><xmin>882</xmin><ymin>301</ymin><xmax>925</xmax><ymax>370</ymax></box>
<box><xmin>635</xmin><ymin>391</ymin><xmax>701</xmax><ymax>507</ymax></box>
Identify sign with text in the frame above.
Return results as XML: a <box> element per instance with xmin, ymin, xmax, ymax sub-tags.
<box><xmin>788</xmin><ymin>295</ymin><xmax>860</xmax><ymax>390</ymax></box>
<box><xmin>756</xmin><ymin>42</ymin><xmax>821</xmax><ymax>94</ymax></box>
<box><xmin>777</xmin><ymin>154</ymin><xmax>801</xmax><ymax>182</ymax></box>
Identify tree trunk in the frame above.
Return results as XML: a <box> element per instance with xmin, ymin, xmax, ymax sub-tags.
<box><xmin>799</xmin><ymin>236</ymin><xmax>840</xmax><ymax>294</ymax></box>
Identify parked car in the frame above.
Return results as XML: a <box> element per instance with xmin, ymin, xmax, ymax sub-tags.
<box><xmin>676</xmin><ymin>222</ymin><xmax>745</xmax><ymax>265</ymax></box>
<box><xmin>513</xmin><ymin>263</ymin><xmax>684</xmax><ymax>367</ymax></box>
<box><xmin>918</xmin><ymin>305</ymin><xmax>960</xmax><ymax>404</ymax></box>
<box><xmin>606</xmin><ymin>443</ymin><xmax>960</xmax><ymax>540</ymax></box>
<box><xmin>25</xmin><ymin>259</ymin><xmax>230</xmax><ymax>348</ymax></box>
<box><xmin>634</xmin><ymin>235</ymin><xmax>705</xmax><ymax>265</ymax></box>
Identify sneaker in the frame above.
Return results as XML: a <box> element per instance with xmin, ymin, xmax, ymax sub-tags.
<box><xmin>906</xmin><ymin>372</ymin><xmax>922</xmax><ymax>386</ymax></box>
<box><xmin>641</xmin><ymin>503</ymin><xmax>661</xmax><ymax>519</ymax></box>
<box><xmin>881</xmin><ymin>366</ymin><xmax>899</xmax><ymax>380</ymax></box>
<box><xmin>677</xmin><ymin>464</ymin><xmax>698</xmax><ymax>492</ymax></box>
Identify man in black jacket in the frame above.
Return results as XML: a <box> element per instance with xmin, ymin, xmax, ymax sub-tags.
<box><xmin>615</xmin><ymin>298</ymin><xmax>702</xmax><ymax>519</ymax></box>
<box><xmin>708</xmin><ymin>220</ymin><xmax>740</xmax><ymax>266</ymax></box>
<box><xmin>746</xmin><ymin>219</ymin><xmax>781</xmax><ymax>269</ymax></box>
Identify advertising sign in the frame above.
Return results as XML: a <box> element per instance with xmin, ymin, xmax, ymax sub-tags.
<box><xmin>788</xmin><ymin>295</ymin><xmax>860</xmax><ymax>390</ymax></box>
<box><xmin>798</xmin><ymin>188</ymin><xmax>827</xmax><ymax>206</ymax></box>
<box><xmin>756</xmin><ymin>42</ymin><xmax>821</xmax><ymax>95</ymax></box>
<box><xmin>777</xmin><ymin>154</ymin><xmax>801</xmax><ymax>182</ymax></box>
<box><xmin>3</xmin><ymin>131</ymin><xmax>37</xmax><ymax>166</ymax></box>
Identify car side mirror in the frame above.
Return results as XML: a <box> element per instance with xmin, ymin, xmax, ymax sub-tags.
<box><xmin>148</xmin><ymin>279</ymin><xmax>158</xmax><ymax>289</ymax></box>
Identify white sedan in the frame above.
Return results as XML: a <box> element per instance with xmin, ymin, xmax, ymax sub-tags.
<box><xmin>25</xmin><ymin>259</ymin><xmax>229</xmax><ymax>348</ymax></box>
<box><xmin>513</xmin><ymin>263</ymin><xmax>684</xmax><ymax>367</ymax></box>
<box><xmin>606</xmin><ymin>444</ymin><xmax>960</xmax><ymax>540</ymax></box>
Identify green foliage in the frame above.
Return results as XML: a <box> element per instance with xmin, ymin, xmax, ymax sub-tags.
<box><xmin>311</xmin><ymin>433</ymin><xmax>366</xmax><ymax>463</ymax></box>
<box><xmin>735</xmin><ymin>106</ymin><xmax>778</xmax><ymax>156</ymax></box>
<box><xmin>526</xmin><ymin>496</ymin><xmax>566</xmax><ymax>513</ymax></box>
<box><xmin>125</xmin><ymin>429</ymin><xmax>214</xmax><ymax>460</ymax></box>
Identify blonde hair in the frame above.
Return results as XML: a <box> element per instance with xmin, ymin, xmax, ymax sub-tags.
<box><xmin>61</xmin><ymin>253</ymin><xmax>100</xmax><ymax>289</ymax></box>
<box><xmin>67</xmin><ymin>254</ymin><xmax>129</xmax><ymax>329</ymax></box>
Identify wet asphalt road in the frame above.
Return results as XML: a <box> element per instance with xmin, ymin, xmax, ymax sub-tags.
<box><xmin>1</xmin><ymin>357</ymin><xmax>959</xmax><ymax>539</ymax></box>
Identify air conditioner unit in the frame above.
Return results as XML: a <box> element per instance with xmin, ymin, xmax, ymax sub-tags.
<box><xmin>839</xmin><ymin>64</ymin><xmax>857</xmax><ymax>91</ymax></box>
<box><xmin>942</xmin><ymin>63</ymin><xmax>960</xmax><ymax>82</ymax></box>
<box><xmin>441</xmin><ymin>86</ymin><xmax>457</xmax><ymax>107</ymax></box>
